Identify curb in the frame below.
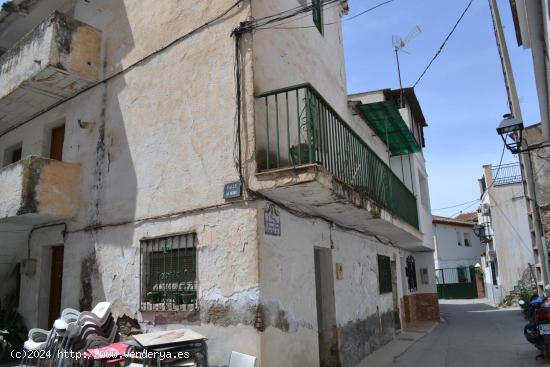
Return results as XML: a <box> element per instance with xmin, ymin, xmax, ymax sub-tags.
<box><xmin>390</xmin><ymin>321</ymin><xmax>442</xmax><ymax>365</ymax></box>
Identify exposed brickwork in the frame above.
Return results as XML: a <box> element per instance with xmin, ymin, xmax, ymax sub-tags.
<box><xmin>401</xmin><ymin>293</ymin><xmax>440</xmax><ymax>327</ymax></box>
<box><xmin>541</xmin><ymin>206</ymin><xmax>550</xmax><ymax>240</ymax></box>
<box><xmin>476</xmin><ymin>276</ymin><xmax>485</xmax><ymax>298</ymax></box>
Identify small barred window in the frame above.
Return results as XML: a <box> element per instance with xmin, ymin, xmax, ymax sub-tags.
<box><xmin>140</xmin><ymin>233</ymin><xmax>197</xmax><ymax>311</ymax></box>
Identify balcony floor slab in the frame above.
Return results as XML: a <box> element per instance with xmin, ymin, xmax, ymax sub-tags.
<box><xmin>254</xmin><ymin>165</ymin><xmax>426</xmax><ymax>247</ymax></box>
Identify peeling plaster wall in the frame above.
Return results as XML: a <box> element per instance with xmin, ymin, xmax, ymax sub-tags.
<box><xmin>258</xmin><ymin>201</ymin><xmax>410</xmax><ymax>367</ymax></box>
<box><xmin>0</xmin><ymin>161</ymin><xmax>23</xmax><ymax>217</ymax></box>
<box><xmin>1</xmin><ymin>1</ymin><xmax>258</xmax><ymax>364</ymax></box>
<box><xmin>91</xmin><ymin>205</ymin><xmax>261</xmax><ymax>365</ymax></box>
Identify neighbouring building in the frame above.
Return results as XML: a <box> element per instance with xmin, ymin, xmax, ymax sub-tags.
<box><xmin>504</xmin><ymin>0</ymin><xmax>550</xmax><ymax>293</ymax></box>
<box><xmin>0</xmin><ymin>1</ymin><xmax>438</xmax><ymax>366</ymax></box>
<box><xmin>432</xmin><ymin>215</ymin><xmax>482</xmax><ymax>270</ymax></box>
<box><xmin>478</xmin><ymin>163</ymin><xmax>534</xmax><ymax>305</ymax></box>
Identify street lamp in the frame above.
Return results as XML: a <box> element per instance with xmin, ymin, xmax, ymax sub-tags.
<box><xmin>473</xmin><ymin>224</ymin><xmax>484</xmax><ymax>238</ymax></box>
<box><xmin>496</xmin><ymin>114</ymin><xmax>523</xmax><ymax>154</ymax></box>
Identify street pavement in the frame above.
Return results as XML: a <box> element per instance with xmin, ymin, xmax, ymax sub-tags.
<box><xmin>392</xmin><ymin>302</ymin><xmax>545</xmax><ymax>367</ymax></box>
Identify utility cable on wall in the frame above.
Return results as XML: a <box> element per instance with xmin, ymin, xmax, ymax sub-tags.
<box><xmin>0</xmin><ymin>0</ymin><xmax>245</xmax><ymax>138</ymax></box>
<box><xmin>256</xmin><ymin>0</ymin><xmax>396</xmax><ymax>31</ymax></box>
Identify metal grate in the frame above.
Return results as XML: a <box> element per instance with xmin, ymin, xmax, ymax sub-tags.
<box><xmin>140</xmin><ymin>233</ymin><xmax>197</xmax><ymax>311</ymax></box>
<box><xmin>491</xmin><ymin>162</ymin><xmax>522</xmax><ymax>186</ymax></box>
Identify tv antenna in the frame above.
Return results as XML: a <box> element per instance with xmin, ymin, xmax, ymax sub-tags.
<box><xmin>392</xmin><ymin>26</ymin><xmax>422</xmax><ymax>105</ymax></box>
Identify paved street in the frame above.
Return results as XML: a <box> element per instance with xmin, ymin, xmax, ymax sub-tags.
<box><xmin>392</xmin><ymin>302</ymin><xmax>545</xmax><ymax>367</ymax></box>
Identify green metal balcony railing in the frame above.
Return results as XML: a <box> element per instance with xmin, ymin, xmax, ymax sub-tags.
<box><xmin>255</xmin><ymin>83</ymin><xmax>419</xmax><ymax>229</ymax></box>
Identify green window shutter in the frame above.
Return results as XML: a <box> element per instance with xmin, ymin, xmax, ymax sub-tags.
<box><xmin>378</xmin><ymin>255</ymin><xmax>392</xmax><ymax>294</ymax></box>
<box><xmin>312</xmin><ymin>0</ymin><xmax>323</xmax><ymax>34</ymax></box>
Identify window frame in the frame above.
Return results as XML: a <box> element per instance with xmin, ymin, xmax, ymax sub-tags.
<box><xmin>377</xmin><ymin>255</ymin><xmax>392</xmax><ymax>294</ymax></box>
<box><xmin>140</xmin><ymin>233</ymin><xmax>198</xmax><ymax>312</ymax></box>
<box><xmin>312</xmin><ymin>0</ymin><xmax>323</xmax><ymax>35</ymax></box>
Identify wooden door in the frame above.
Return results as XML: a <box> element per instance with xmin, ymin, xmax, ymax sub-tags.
<box><xmin>50</xmin><ymin>125</ymin><xmax>65</xmax><ymax>161</ymax></box>
<box><xmin>391</xmin><ymin>260</ymin><xmax>401</xmax><ymax>330</ymax></box>
<box><xmin>48</xmin><ymin>246</ymin><xmax>64</xmax><ymax>327</ymax></box>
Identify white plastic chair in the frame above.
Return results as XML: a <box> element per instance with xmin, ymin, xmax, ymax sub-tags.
<box><xmin>53</xmin><ymin>308</ymin><xmax>80</xmax><ymax>332</ymax></box>
<box><xmin>228</xmin><ymin>351</ymin><xmax>257</xmax><ymax>367</ymax></box>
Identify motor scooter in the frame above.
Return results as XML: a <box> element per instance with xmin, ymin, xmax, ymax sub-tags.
<box><xmin>521</xmin><ymin>287</ymin><xmax>550</xmax><ymax>359</ymax></box>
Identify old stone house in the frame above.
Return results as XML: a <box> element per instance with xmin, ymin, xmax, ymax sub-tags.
<box><xmin>0</xmin><ymin>0</ymin><xmax>439</xmax><ymax>366</ymax></box>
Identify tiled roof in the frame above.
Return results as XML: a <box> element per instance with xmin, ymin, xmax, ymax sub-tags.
<box><xmin>454</xmin><ymin>211</ymin><xmax>478</xmax><ymax>223</ymax></box>
<box><xmin>432</xmin><ymin>215</ymin><xmax>476</xmax><ymax>228</ymax></box>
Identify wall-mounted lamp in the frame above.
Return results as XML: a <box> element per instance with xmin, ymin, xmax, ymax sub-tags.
<box><xmin>496</xmin><ymin>114</ymin><xmax>523</xmax><ymax>154</ymax></box>
<box><xmin>473</xmin><ymin>224</ymin><xmax>484</xmax><ymax>238</ymax></box>
<box><xmin>78</xmin><ymin>119</ymin><xmax>95</xmax><ymax>129</ymax></box>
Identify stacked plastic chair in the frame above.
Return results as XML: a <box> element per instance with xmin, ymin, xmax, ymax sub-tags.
<box><xmin>21</xmin><ymin>302</ymin><xmax>118</xmax><ymax>367</ymax></box>
<box><xmin>55</xmin><ymin>302</ymin><xmax>118</xmax><ymax>367</ymax></box>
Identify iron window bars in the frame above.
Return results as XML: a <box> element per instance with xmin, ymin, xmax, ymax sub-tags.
<box><xmin>140</xmin><ymin>233</ymin><xmax>197</xmax><ymax>312</ymax></box>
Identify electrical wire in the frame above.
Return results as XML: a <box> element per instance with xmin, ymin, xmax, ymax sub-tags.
<box><xmin>434</xmin><ymin>143</ymin><xmax>507</xmax><ymax>216</ymax></box>
<box><xmin>0</xmin><ymin>0</ymin><xmax>245</xmax><ymax>138</ymax></box>
<box><xmin>255</xmin><ymin>1</ymin><xmax>344</xmax><ymax>30</ymax></box>
<box><xmin>413</xmin><ymin>0</ymin><xmax>474</xmax><ymax>87</ymax></box>
<box><xmin>432</xmin><ymin>198</ymin><xmax>480</xmax><ymax>211</ymax></box>
<box><xmin>487</xmin><ymin>143</ymin><xmax>507</xmax><ymax>189</ymax></box>
<box><xmin>256</xmin><ymin>0</ymin><xmax>395</xmax><ymax>31</ymax></box>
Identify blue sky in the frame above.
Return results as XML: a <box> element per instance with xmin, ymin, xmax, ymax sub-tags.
<box><xmin>342</xmin><ymin>0</ymin><xmax>538</xmax><ymax>217</ymax></box>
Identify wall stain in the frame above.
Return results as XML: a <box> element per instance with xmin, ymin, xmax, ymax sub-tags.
<box><xmin>79</xmin><ymin>251</ymin><xmax>98</xmax><ymax>311</ymax></box>
<box><xmin>338</xmin><ymin>310</ymin><xmax>395</xmax><ymax>367</ymax></box>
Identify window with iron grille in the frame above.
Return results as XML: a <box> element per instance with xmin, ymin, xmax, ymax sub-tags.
<box><xmin>312</xmin><ymin>0</ymin><xmax>323</xmax><ymax>34</ymax></box>
<box><xmin>140</xmin><ymin>233</ymin><xmax>197</xmax><ymax>311</ymax></box>
<box><xmin>378</xmin><ymin>255</ymin><xmax>392</xmax><ymax>294</ymax></box>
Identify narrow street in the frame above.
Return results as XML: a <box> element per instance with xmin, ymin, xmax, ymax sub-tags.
<box><xmin>393</xmin><ymin>303</ymin><xmax>545</xmax><ymax>367</ymax></box>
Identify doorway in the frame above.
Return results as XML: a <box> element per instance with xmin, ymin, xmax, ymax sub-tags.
<box><xmin>48</xmin><ymin>246</ymin><xmax>64</xmax><ymax>327</ymax></box>
<box><xmin>314</xmin><ymin>247</ymin><xmax>339</xmax><ymax>367</ymax></box>
<box><xmin>50</xmin><ymin>125</ymin><xmax>65</xmax><ymax>161</ymax></box>
<box><xmin>391</xmin><ymin>260</ymin><xmax>401</xmax><ymax>330</ymax></box>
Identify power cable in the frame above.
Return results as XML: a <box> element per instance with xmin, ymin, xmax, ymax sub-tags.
<box><xmin>257</xmin><ymin>0</ymin><xmax>395</xmax><ymax>31</ymax></box>
<box><xmin>0</xmin><ymin>0</ymin><xmax>245</xmax><ymax>138</ymax></box>
<box><xmin>434</xmin><ymin>143</ymin><xmax>507</xmax><ymax>216</ymax></box>
<box><xmin>432</xmin><ymin>199</ymin><xmax>480</xmax><ymax>211</ymax></box>
<box><xmin>413</xmin><ymin>0</ymin><xmax>474</xmax><ymax>87</ymax></box>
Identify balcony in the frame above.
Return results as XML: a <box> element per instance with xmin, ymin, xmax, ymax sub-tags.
<box><xmin>491</xmin><ymin>163</ymin><xmax>522</xmax><ymax>186</ymax></box>
<box><xmin>0</xmin><ymin>12</ymin><xmax>101</xmax><ymax>132</ymax></box>
<box><xmin>0</xmin><ymin>156</ymin><xmax>80</xmax><ymax>225</ymax></box>
<box><xmin>253</xmin><ymin>84</ymin><xmax>422</xmax><ymax>244</ymax></box>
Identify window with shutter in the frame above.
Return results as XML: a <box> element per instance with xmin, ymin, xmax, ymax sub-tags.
<box><xmin>378</xmin><ymin>255</ymin><xmax>392</xmax><ymax>294</ymax></box>
<box><xmin>312</xmin><ymin>0</ymin><xmax>323</xmax><ymax>34</ymax></box>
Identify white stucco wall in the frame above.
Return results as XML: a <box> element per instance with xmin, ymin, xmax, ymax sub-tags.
<box><xmin>433</xmin><ymin>223</ymin><xmax>481</xmax><ymax>269</ymax></box>
<box><xmin>487</xmin><ymin>183</ymin><xmax>534</xmax><ymax>295</ymax></box>
<box><xmin>0</xmin><ymin>2</ymin><xmax>439</xmax><ymax>366</ymax></box>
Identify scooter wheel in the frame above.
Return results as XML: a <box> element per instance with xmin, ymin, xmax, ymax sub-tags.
<box><xmin>544</xmin><ymin>344</ymin><xmax>550</xmax><ymax>360</ymax></box>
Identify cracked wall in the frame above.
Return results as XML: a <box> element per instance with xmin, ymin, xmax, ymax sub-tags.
<box><xmin>259</xmin><ymin>202</ymin><xmax>410</xmax><ymax>367</ymax></box>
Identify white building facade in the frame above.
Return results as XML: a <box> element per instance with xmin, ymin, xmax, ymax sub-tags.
<box><xmin>479</xmin><ymin>163</ymin><xmax>535</xmax><ymax>304</ymax></box>
<box><xmin>433</xmin><ymin>216</ymin><xmax>482</xmax><ymax>270</ymax></box>
<box><xmin>0</xmin><ymin>1</ymin><xmax>438</xmax><ymax>366</ymax></box>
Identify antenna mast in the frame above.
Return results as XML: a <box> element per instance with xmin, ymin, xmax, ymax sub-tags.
<box><xmin>392</xmin><ymin>26</ymin><xmax>422</xmax><ymax>107</ymax></box>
